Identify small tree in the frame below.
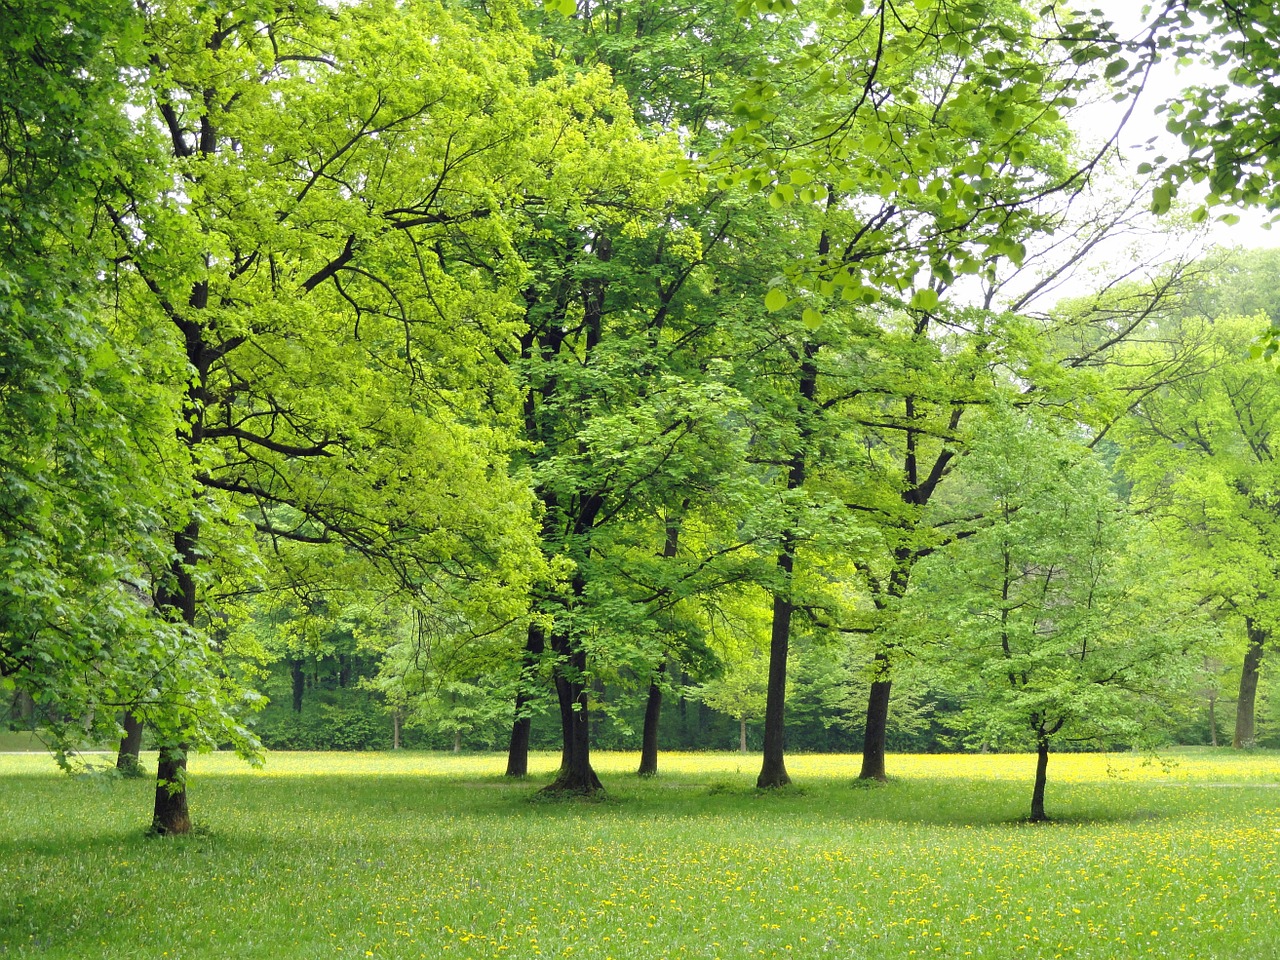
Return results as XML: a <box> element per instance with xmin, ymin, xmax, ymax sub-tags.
<box><xmin>911</xmin><ymin>416</ymin><xmax>1202</xmax><ymax>821</ymax></box>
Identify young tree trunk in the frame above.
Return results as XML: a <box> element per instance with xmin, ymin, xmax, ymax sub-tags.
<box><xmin>739</xmin><ymin>717</ymin><xmax>748</xmax><ymax>753</ymax></box>
<box><xmin>1208</xmin><ymin>690</ymin><xmax>1218</xmax><ymax>748</ymax></box>
<box><xmin>15</xmin><ymin>688</ymin><xmax>34</xmax><ymax>725</ymax></box>
<box><xmin>392</xmin><ymin>710</ymin><xmax>401</xmax><ymax>750</ymax></box>
<box><xmin>1030</xmin><ymin>735</ymin><xmax>1050</xmax><ymax>822</ymax></box>
<box><xmin>151</xmin><ymin>516</ymin><xmax>200</xmax><ymax>836</ymax></box>
<box><xmin>505</xmin><ymin>624</ymin><xmax>545</xmax><ymax>778</ymax></box>
<box><xmin>1234</xmin><ymin>617</ymin><xmax>1267</xmax><ymax>749</ymax></box>
<box><xmin>637</xmin><ymin>663</ymin><xmax>664</xmax><ymax>777</ymax></box>
<box><xmin>757</xmin><ymin>560</ymin><xmax>794</xmax><ymax>789</ymax></box>
<box><xmin>757</xmin><ymin>334</ymin><xmax>818</xmax><ymax>790</ymax></box>
<box><xmin>151</xmin><ymin>743</ymin><xmax>191</xmax><ymax>835</ymax></box>
<box><xmin>453</xmin><ymin>729</ymin><xmax>461</xmax><ymax>753</ymax></box>
<box><xmin>290</xmin><ymin>658</ymin><xmax>305</xmax><ymax>713</ymax></box>
<box><xmin>859</xmin><ymin>658</ymin><xmax>893</xmax><ymax>781</ymax></box>
<box><xmin>116</xmin><ymin>711</ymin><xmax>144</xmax><ymax>774</ymax></box>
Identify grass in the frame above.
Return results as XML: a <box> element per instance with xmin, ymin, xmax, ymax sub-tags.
<box><xmin>2</xmin><ymin>749</ymin><xmax>1279</xmax><ymax>959</ymax></box>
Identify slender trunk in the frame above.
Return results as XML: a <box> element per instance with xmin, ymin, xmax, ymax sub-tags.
<box><xmin>757</xmin><ymin>334</ymin><xmax>818</xmax><ymax>790</ymax></box>
<box><xmin>637</xmin><ymin>521</ymin><xmax>680</xmax><ymax>778</ymax></box>
<box><xmin>1030</xmin><ymin>735</ymin><xmax>1050</xmax><ymax>822</ymax></box>
<box><xmin>1235</xmin><ymin>617</ymin><xmax>1266</xmax><ymax>749</ymax></box>
<box><xmin>151</xmin><ymin>743</ymin><xmax>191</xmax><ymax>835</ymax></box>
<box><xmin>392</xmin><ymin>710</ymin><xmax>401</xmax><ymax>750</ymax></box>
<box><xmin>757</xmin><ymin>566</ymin><xmax>794</xmax><ymax>788</ymax></box>
<box><xmin>1208</xmin><ymin>690</ymin><xmax>1218</xmax><ymax>748</ymax></box>
<box><xmin>506</xmin><ymin>624</ymin><xmax>544</xmax><ymax>778</ymax></box>
<box><xmin>739</xmin><ymin>717</ymin><xmax>748</xmax><ymax>753</ymax></box>
<box><xmin>637</xmin><ymin>663</ymin><xmax>664</xmax><ymax>777</ymax></box>
<box><xmin>15</xmin><ymin>688</ymin><xmax>34</xmax><ymax>725</ymax></box>
<box><xmin>152</xmin><ymin>516</ymin><xmax>200</xmax><ymax>836</ymax></box>
<box><xmin>453</xmin><ymin>729</ymin><xmax>461</xmax><ymax>753</ymax></box>
<box><xmin>116</xmin><ymin>712</ymin><xmax>144</xmax><ymax>774</ymax></box>
<box><xmin>290</xmin><ymin>658</ymin><xmax>305</xmax><ymax>713</ymax></box>
<box><xmin>859</xmin><ymin>658</ymin><xmax>892</xmax><ymax>781</ymax></box>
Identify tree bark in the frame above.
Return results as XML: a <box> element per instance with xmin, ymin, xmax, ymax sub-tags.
<box><xmin>859</xmin><ymin>660</ymin><xmax>892</xmax><ymax>781</ymax></box>
<box><xmin>758</xmin><ymin>569</ymin><xmax>794</xmax><ymax>788</ymax></box>
<box><xmin>739</xmin><ymin>717</ymin><xmax>748</xmax><ymax>753</ymax></box>
<box><xmin>453</xmin><ymin>729</ymin><xmax>461</xmax><ymax>753</ymax></box>
<box><xmin>1208</xmin><ymin>690</ymin><xmax>1218</xmax><ymax>748</ymax></box>
<box><xmin>637</xmin><ymin>663</ymin><xmax>664</xmax><ymax>777</ymax></box>
<box><xmin>544</xmin><ymin>635</ymin><xmax>602</xmax><ymax>794</ymax></box>
<box><xmin>1030</xmin><ymin>735</ymin><xmax>1050</xmax><ymax>822</ymax></box>
<box><xmin>116</xmin><ymin>711</ymin><xmax>144</xmax><ymax>774</ymax></box>
<box><xmin>1234</xmin><ymin>617</ymin><xmax>1266</xmax><ymax>749</ymax></box>
<box><xmin>506</xmin><ymin>623</ymin><xmax>545</xmax><ymax>777</ymax></box>
<box><xmin>290</xmin><ymin>658</ymin><xmax>305</xmax><ymax>713</ymax></box>
<box><xmin>151</xmin><ymin>743</ymin><xmax>191</xmax><ymax>835</ymax></box>
<box><xmin>392</xmin><ymin>710</ymin><xmax>401</xmax><ymax>750</ymax></box>
<box><xmin>15</xmin><ymin>688</ymin><xmax>34</xmax><ymax>725</ymax></box>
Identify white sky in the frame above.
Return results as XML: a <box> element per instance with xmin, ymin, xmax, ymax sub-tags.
<box><xmin>1075</xmin><ymin>1</ymin><xmax>1280</xmax><ymax>251</ymax></box>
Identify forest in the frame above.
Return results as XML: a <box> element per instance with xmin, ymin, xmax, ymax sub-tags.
<box><xmin>7</xmin><ymin>0</ymin><xmax>1280</xmax><ymax>837</ymax></box>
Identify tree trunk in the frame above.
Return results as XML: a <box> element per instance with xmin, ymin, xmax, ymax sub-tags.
<box><xmin>544</xmin><ymin>638</ymin><xmax>602</xmax><ymax>794</ymax></box>
<box><xmin>1030</xmin><ymin>735</ymin><xmax>1050</xmax><ymax>822</ymax></box>
<box><xmin>757</xmin><ymin>334</ymin><xmax>817</xmax><ymax>790</ymax></box>
<box><xmin>859</xmin><ymin>657</ymin><xmax>892</xmax><ymax>781</ymax></box>
<box><xmin>739</xmin><ymin>717</ymin><xmax>748</xmax><ymax>753</ymax></box>
<box><xmin>1208</xmin><ymin>690</ymin><xmax>1218</xmax><ymax>748</ymax></box>
<box><xmin>637</xmin><ymin>664</ymin><xmax>664</xmax><ymax>777</ymax></box>
<box><xmin>392</xmin><ymin>710</ymin><xmax>401</xmax><ymax>750</ymax></box>
<box><xmin>116</xmin><ymin>711</ymin><xmax>144</xmax><ymax>774</ymax></box>
<box><xmin>290</xmin><ymin>658</ymin><xmax>305</xmax><ymax>713</ymax></box>
<box><xmin>1234</xmin><ymin>617</ymin><xmax>1266</xmax><ymax>749</ymax></box>
<box><xmin>506</xmin><ymin>624</ymin><xmax>544</xmax><ymax>778</ymax></box>
<box><xmin>453</xmin><ymin>729</ymin><xmax>461</xmax><ymax>753</ymax></box>
<box><xmin>757</xmin><ymin>566</ymin><xmax>794</xmax><ymax>789</ymax></box>
<box><xmin>151</xmin><ymin>743</ymin><xmax>191</xmax><ymax>835</ymax></box>
<box><xmin>15</xmin><ymin>688</ymin><xmax>34</xmax><ymax>725</ymax></box>
<box><xmin>151</xmin><ymin>516</ymin><xmax>200</xmax><ymax>836</ymax></box>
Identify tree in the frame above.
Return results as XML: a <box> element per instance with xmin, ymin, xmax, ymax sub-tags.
<box><xmin>0</xmin><ymin>0</ymin><xmax>250</xmax><ymax>769</ymax></box>
<box><xmin>103</xmin><ymin>0</ymin><xmax>599</xmax><ymax>831</ymax></box>
<box><xmin>910</xmin><ymin>416</ymin><xmax>1201</xmax><ymax>821</ymax></box>
<box><xmin>1115</xmin><ymin>310</ymin><xmax>1280</xmax><ymax>750</ymax></box>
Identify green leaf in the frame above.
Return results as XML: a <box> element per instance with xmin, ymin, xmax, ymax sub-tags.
<box><xmin>910</xmin><ymin>288</ymin><xmax>939</xmax><ymax>311</ymax></box>
<box><xmin>765</xmin><ymin>288</ymin><xmax>788</xmax><ymax>312</ymax></box>
<box><xmin>802</xmin><ymin>308</ymin><xmax>823</xmax><ymax>330</ymax></box>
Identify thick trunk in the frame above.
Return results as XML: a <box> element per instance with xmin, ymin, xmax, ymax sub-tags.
<box><xmin>506</xmin><ymin>624</ymin><xmax>544</xmax><ymax>778</ymax></box>
<box><xmin>544</xmin><ymin>639</ymin><xmax>602</xmax><ymax>794</ymax></box>
<box><xmin>859</xmin><ymin>657</ymin><xmax>892</xmax><ymax>781</ymax></box>
<box><xmin>116</xmin><ymin>712</ymin><xmax>144</xmax><ymax>774</ymax></box>
<box><xmin>637</xmin><ymin>665</ymin><xmax>664</xmax><ymax>777</ymax></box>
<box><xmin>290</xmin><ymin>658</ymin><xmax>305</xmax><ymax>713</ymax></box>
<box><xmin>1030</xmin><ymin>736</ymin><xmax>1050</xmax><ymax>822</ymax></box>
<box><xmin>151</xmin><ymin>744</ymin><xmax>191</xmax><ymax>835</ymax></box>
<box><xmin>1234</xmin><ymin>618</ymin><xmax>1266</xmax><ymax>748</ymax></box>
<box><xmin>739</xmin><ymin>717</ymin><xmax>748</xmax><ymax>753</ymax></box>
<box><xmin>757</xmin><ymin>567</ymin><xmax>794</xmax><ymax>788</ymax></box>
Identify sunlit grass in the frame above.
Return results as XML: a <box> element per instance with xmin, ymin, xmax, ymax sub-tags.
<box><xmin>2</xmin><ymin>749</ymin><xmax>1278</xmax><ymax>959</ymax></box>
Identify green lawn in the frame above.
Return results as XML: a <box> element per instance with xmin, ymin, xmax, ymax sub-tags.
<box><xmin>1</xmin><ymin>750</ymin><xmax>1277</xmax><ymax>959</ymax></box>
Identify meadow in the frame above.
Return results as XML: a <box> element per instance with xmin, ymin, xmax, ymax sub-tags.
<box><xmin>1</xmin><ymin>749</ymin><xmax>1277</xmax><ymax>960</ymax></box>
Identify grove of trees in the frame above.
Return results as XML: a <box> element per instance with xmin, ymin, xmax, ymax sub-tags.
<box><xmin>7</xmin><ymin>0</ymin><xmax>1280</xmax><ymax>828</ymax></box>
